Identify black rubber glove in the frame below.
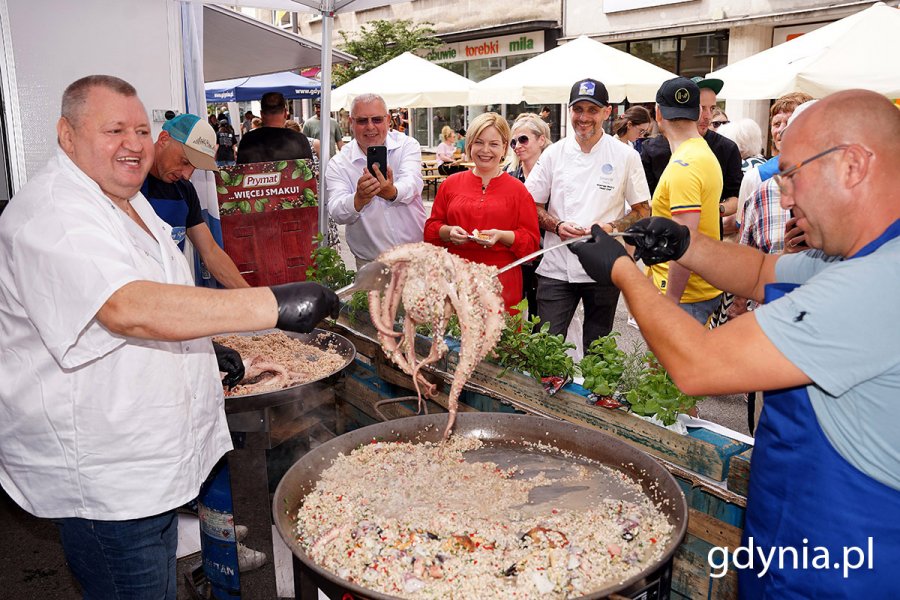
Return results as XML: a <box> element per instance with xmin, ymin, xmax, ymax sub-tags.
<box><xmin>570</xmin><ymin>224</ymin><xmax>631</xmax><ymax>285</ymax></box>
<box><xmin>213</xmin><ymin>342</ymin><xmax>244</xmax><ymax>389</ymax></box>
<box><xmin>623</xmin><ymin>217</ymin><xmax>691</xmax><ymax>265</ymax></box>
<box><xmin>270</xmin><ymin>282</ymin><xmax>340</xmax><ymax>334</ymax></box>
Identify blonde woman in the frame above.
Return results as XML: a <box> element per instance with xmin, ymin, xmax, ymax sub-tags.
<box><xmin>424</xmin><ymin>113</ymin><xmax>540</xmax><ymax>312</ymax></box>
<box><xmin>506</xmin><ymin>113</ymin><xmax>551</xmax><ymax>182</ymax></box>
<box><xmin>436</xmin><ymin>125</ymin><xmax>464</xmax><ymax>176</ymax></box>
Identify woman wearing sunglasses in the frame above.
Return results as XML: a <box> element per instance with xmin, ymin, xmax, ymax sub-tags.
<box><xmin>424</xmin><ymin>112</ymin><xmax>540</xmax><ymax>312</ymax></box>
<box><xmin>612</xmin><ymin>105</ymin><xmax>653</xmax><ymax>148</ymax></box>
<box><xmin>505</xmin><ymin>113</ymin><xmax>552</xmax><ymax>317</ymax></box>
<box><xmin>709</xmin><ymin>108</ymin><xmax>730</xmax><ymax>130</ymax></box>
<box><xmin>506</xmin><ymin>113</ymin><xmax>551</xmax><ymax>182</ymax></box>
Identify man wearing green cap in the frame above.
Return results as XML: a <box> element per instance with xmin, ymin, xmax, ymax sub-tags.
<box><xmin>145</xmin><ymin>113</ymin><xmax>249</xmax><ymax>290</ymax></box>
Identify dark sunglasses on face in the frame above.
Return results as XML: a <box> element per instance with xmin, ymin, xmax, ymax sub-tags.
<box><xmin>353</xmin><ymin>115</ymin><xmax>386</xmax><ymax>126</ymax></box>
<box><xmin>710</xmin><ymin>120</ymin><xmax>730</xmax><ymax>128</ymax></box>
<box><xmin>509</xmin><ymin>135</ymin><xmax>530</xmax><ymax>149</ymax></box>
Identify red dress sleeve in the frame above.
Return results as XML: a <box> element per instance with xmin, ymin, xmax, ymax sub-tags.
<box><xmin>423</xmin><ymin>174</ymin><xmax>457</xmax><ymax>248</ymax></box>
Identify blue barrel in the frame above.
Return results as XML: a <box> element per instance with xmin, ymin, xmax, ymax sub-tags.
<box><xmin>197</xmin><ymin>457</ymin><xmax>242</xmax><ymax>598</ymax></box>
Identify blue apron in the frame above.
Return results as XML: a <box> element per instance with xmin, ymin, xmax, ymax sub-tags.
<box><xmin>143</xmin><ymin>180</ymin><xmax>189</xmax><ymax>250</ymax></box>
<box><xmin>740</xmin><ymin>223</ymin><xmax>900</xmax><ymax>597</ymax></box>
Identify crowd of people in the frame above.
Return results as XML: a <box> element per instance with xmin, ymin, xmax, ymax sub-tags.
<box><xmin>0</xmin><ymin>68</ymin><xmax>897</xmax><ymax>599</ymax></box>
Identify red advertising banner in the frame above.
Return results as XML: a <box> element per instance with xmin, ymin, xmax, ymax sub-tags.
<box><xmin>213</xmin><ymin>160</ymin><xmax>319</xmax><ymax>286</ymax></box>
<box><xmin>214</xmin><ymin>159</ymin><xmax>318</xmax><ymax>214</ymax></box>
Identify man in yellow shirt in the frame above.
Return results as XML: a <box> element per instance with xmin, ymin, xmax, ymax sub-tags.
<box><xmin>648</xmin><ymin>77</ymin><xmax>723</xmax><ymax>324</ymax></box>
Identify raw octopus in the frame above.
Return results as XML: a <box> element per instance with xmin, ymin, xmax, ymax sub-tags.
<box><xmin>368</xmin><ymin>243</ymin><xmax>505</xmax><ymax>438</ymax></box>
<box><xmin>215</xmin><ymin>332</ymin><xmax>347</xmax><ymax>397</ymax></box>
<box><xmin>233</xmin><ymin>355</ymin><xmax>289</xmax><ymax>394</ymax></box>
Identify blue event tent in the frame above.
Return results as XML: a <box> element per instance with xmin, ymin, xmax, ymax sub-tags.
<box><xmin>205</xmin><ymin>71</ymin><xmax>321</xmax><ymax>102</ymax></box>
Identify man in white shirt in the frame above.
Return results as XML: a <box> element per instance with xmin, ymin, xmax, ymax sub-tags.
<box><xmin>325</xmin><ymin>93</ymin><xmax>425</xmax><ymax>268</ymax></box>
<box><xmin>526</xmin><ymin>78</ymin><xmax>651</xmax><ymax>349</ymax></box>
<box><xmin>0</xmin><ymin>75</ymin><xmax>339</xmax><ymax>598</ymax></box>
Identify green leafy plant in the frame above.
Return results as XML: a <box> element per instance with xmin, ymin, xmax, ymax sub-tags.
<box><xmin>625</xmin><ymin>354</ymin><xmax>701</xmax><ymax>426</ymax></box>
<box><xmin>305</xmin><ymin>233</ymin><xmax>354</xmax><ymax>290</ymax></box>
<box><xmin>578</xmin><ymin>332</ymin><xmax>627</xmax><ymax>397</ymax></box>
<box><xmin>333</xmin><ymin>20</ymin><xmax>441</xmax><ymax>86</ymax></box>
<box><xmin>347</xmin><ymin>291</ymin><xmax>369</xmax><ymax>324</ymax></box>
<box><xmin>492</xmin><ymin>300</ymin><xmax>575</xmax><ymax>381</ymax></box>
<box><xmin>414</xmin><ymin>314</ymin><xmax>461</xmax><ymax>340</ymax></box>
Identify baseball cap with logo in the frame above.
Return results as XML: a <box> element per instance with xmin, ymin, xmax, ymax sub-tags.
<box><xmin>162</xmin><ymin>114</ymin><xmax>218</xmax><ymax>171</ymax></box>
<box><xmin>656</xmin><ymin>77</ymin><xmax>701</xmax><ymax>121</ymax></box>
<box><xmin>568</xmin><ymin>78</ymin><xmax>610</xmax><ymax>108</ymax></box>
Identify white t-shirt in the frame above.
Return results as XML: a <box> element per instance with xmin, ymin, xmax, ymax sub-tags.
<box><xmin>526</xmin><ymin>134</ymin><xmax>650</xmax><ymax>283</ymax></box>
<box><xmin>0</xmin><ymin>149</ymin><xmax>232</xmax><ymax>519</ymax></box>
<box><xmin>325</xmin><ymin>130</ymin><xmax>425</xmax><ymax>262</ymax></box>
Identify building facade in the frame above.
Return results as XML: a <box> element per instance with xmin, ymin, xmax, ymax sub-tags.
<box><xmin>244</xmin><ymin>0</ymin><xmax>895</xmax><ymax>149</ymax></box>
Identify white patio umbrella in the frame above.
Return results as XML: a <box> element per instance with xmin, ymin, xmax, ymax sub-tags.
<box><xmin>331</xmin><ymin>52</ymin><xmax>476</xmax><ymax>110</ymax></box>
<box><xmin>470</xmin><ymin>35</ymin><xmax>678</xmax><ymax>105</ymax></box>
<box><xmin>711</xmin><ymin>2</ymin><xmax>900</xmax><ymax>100</ymax></box>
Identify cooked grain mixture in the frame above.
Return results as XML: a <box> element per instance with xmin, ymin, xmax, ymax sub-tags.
<box><xmin>294</xmin><ymin>436</ymin><xmax>672</xmax><ymax>598</ymax></box>
<box><xmin>214</xmin><ymin>331</ymin><xmax>346</xmax><ymax>396</ymax></box>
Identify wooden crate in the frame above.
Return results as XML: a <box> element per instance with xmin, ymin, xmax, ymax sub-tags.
<box><xmin>727</xmin><ymin>448</ymin><xmax>753</xmax><ymax>498</ymax></box>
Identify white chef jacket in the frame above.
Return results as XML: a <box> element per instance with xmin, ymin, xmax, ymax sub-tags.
<box><xmin>526</xmin><ymin>134</ymin><xmax>650</xmax><ymax>284</ymax></box>
<box><xmin>325</xmin><ymin>130</ymin><xmax>425</xmax><ymax>261</ymax></box>
<box><xmin>0</xmin><ymin>149</ymin><xmax>232</xmax><ymax>520</ymax></box>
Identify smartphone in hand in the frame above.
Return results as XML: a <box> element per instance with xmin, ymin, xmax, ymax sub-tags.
<box><xmin>367</xmin><ymin>145</ymin><xmax>387</xmax><ymax>178</ymax></box>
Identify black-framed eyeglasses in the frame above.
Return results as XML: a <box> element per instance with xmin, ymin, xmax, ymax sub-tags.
<box><xmin>510</xmin><ymin>135</ymin><xmax>530</xmax><ymax>149</ymax></box>
<box><xmin>710</xmin><ymin>120</ymin><xmax>730</xmax><ymax>128</ymax></box>
<box><xmin>353</xmin><ymin>115</ymin><xmax>387</xmax><ymax>126</ymax></box>
<box><xmin>773</xmin><ymin>145</ymin><xmax>849</xmax><ymax>193</ymax></box>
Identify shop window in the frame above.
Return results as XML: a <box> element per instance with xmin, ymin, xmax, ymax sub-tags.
<box><xmin>680</xmin><ymin>33</ymin><xmax>728</xmax><ymax>79</ymax></box>
<box><xmin>630</xmin><ymin>38</ymin><xmax>677</xmax><ymax>73</ymax></box>
<box><xmin>621</xmin><ymin>31</ymin><xmax>729</xmax><ymax>79</ymax></box>
<box><xmin>467</xmin><ymin>57</ymin><xmax>503</xmax><ymax>83</ymax></box>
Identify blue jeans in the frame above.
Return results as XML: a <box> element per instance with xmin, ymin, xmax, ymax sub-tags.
<box><xmin>54</xmin><ymin>510</ymin><xmax>178</xmax><ymax>600</ymax></box>
<box><xmin>679</xmin><ymin>293</ymin><xmax>723</xmax><ymax>326</ymax></box>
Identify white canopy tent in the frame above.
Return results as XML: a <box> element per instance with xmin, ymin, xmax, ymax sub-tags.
<box><xmin>330</xmin><ymin>52</ymin><xmax>476</xmax><ymax>110</ymax></box>
<box><xmin>470</xmin><ymin>35</ymin><xmax>678</xmax><ymax>105</ymax></box>
<box><xmin>710</xmin><ymin>2</ymin><xmax>900</xmax><ymax>100</ymax></box>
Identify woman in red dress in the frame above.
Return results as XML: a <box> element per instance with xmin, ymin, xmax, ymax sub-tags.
<box><xmin>424</xmin><ymin>112</ymin><xmax>540</xmax><ymax>312</ymax></box>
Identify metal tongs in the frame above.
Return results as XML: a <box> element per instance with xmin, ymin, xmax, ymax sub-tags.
<box><xmin>336</xmin><ymin>231</ymin><xmax>635</xmax><ymax>298</ymax></box>
<box><xmin>336</xmin><ymin>260</ymin><xmax>391</xmax><ymax>299</ymax></box>
<box><xmin>497</xmin><ymin>232</ymin><xmax>633</xmax><ymax>274</ymax></box>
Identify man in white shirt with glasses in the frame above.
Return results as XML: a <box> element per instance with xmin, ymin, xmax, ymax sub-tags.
<box><xmin>325</xmin><ymin>93</ymin><xmax>425</xmax><ymax>268</ymax></box>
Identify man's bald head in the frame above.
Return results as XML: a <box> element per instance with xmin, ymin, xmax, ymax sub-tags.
<box><xmin>780</xmin><ymin>89</ymin><xmax>900</xmax><ymax>256</ymax></box>
<box><xmin>788</xmin><ymin>89</ymin><xmax>900</xmax><ymax>153</ymax></box>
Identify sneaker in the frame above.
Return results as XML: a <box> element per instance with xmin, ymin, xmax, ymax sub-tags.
<box><xmin>627</xmin><ymin>316</ymin><xmax>640</xmax><ymax>330</ymax></box>
<box><xmin>234</xmin><ymin>524</ymin><xmax>249</xmax><ymax>543</ymax></box>
<box><xmin>237</xmin><ymin>543</ymin><xmax>267</xmax><ymax>572</ymax></box>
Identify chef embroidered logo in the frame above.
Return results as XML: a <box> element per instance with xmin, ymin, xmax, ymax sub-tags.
<box><xmin>601</xmin><ymin>163</ymin><xmax>614</xmax><ymax>175</ymax></box>
<box><xmin>579</xmin><ymin>81</ymin><xmax>596</xmax><ymax>97</ymax></box>
<box><xmin>675</xmin><ymin>88</ymin><xmax>691</xmax><ymax>104</ymax></box>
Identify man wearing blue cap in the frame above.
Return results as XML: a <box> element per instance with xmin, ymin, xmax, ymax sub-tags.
<box><xmin>145</xmin><ymin>113</ymin><xmax>248</xmax><ymax>289</ymax></box>
<box><xmin>525</xmin><ymin>78</ymin><xmax>651</xmax><ymax>349</ymax></box>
